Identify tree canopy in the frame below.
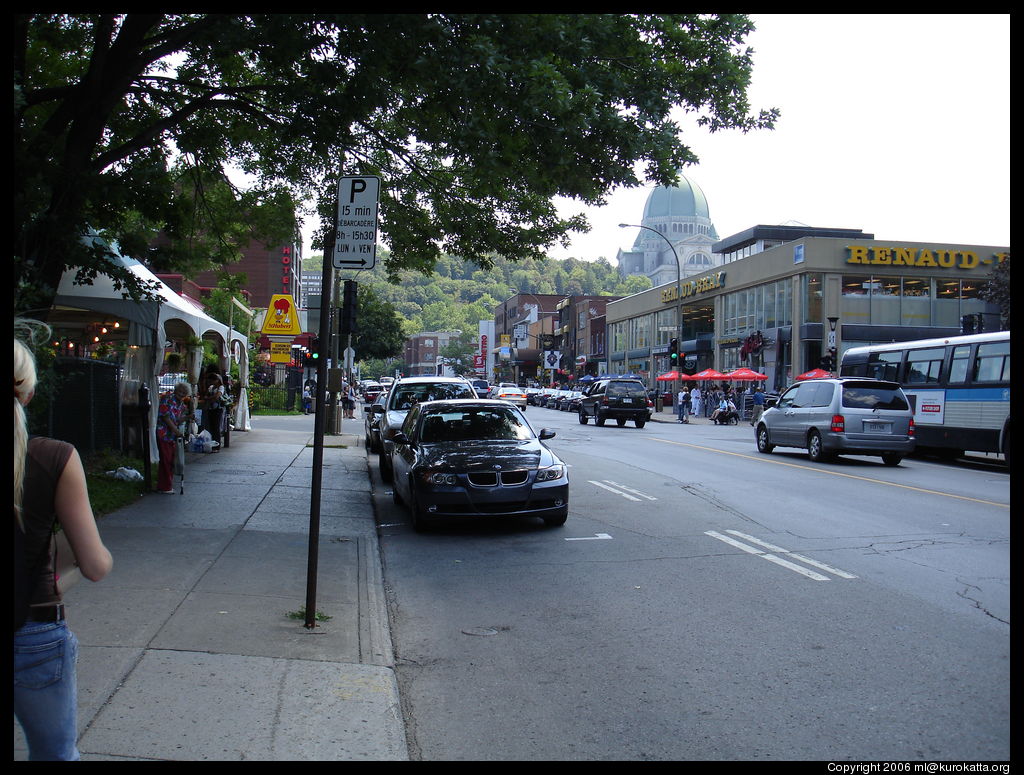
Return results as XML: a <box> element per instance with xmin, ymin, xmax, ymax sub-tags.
<box><xmin>15</xmin><ymin>13</ymin><xmax>776</xmax><ymax>312</ymax></box>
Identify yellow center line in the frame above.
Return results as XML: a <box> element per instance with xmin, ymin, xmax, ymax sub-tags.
<box><xmin>650</xmin><ymin>437</ymin><xmax>1009</xmax><ymax>509</ymax></box>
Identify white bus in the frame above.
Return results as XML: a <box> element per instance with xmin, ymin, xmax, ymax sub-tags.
<box><xmin>839</xmin><ymin>331</ymin><xmax>1009</xmax><ymax>462</ymax></box>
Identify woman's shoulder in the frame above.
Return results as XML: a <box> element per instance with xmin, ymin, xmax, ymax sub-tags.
<box><xmin>27</xmin><ymin>436</ymin><xmax>75</xmax><ymax>469</ymax></box>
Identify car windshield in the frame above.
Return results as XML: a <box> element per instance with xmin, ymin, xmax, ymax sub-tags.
<box><xmin>418</xmin><ymin>406</ymin><xmax>534</xmax><ymax>443</ymax></box>
<box><xmin>390</xmin><ymin>382</ymin><xmax>475</xmax><ymax>410</ymax></box>
<box><xmin>841</xmin><ymin>382</ymin><xmax>910</xmax><ymax>411</ymax></box>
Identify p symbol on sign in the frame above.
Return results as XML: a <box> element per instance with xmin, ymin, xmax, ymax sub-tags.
<box><xmin>348</xmin><ymin>179</ymin><xmax>366</xmax><ymax>202</ymax></box>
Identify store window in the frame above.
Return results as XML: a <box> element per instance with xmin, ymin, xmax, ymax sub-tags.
<box><xmin>656</xmin><ymin>308</ymin><xmax>675</xmax><ymax>346</ymax></box>
<box><xmin>681</xmin><ymin>304</ymin><xmax>714</xmax><ymax>340</ymax></box>
<box><xmin>870</xmin><ymin>276</ymin><xmax>901</xmax><ymax>326</ymax></box>
<box><xmin>630</xmin><ymin>314</ymin><xmax>652</xmax><ymax>349</ymax></box>
<box><xmin>609</xmin><ymin>321</ymin><xmax>625</xmax><ymax>353</ymax></box>
<box><xmin>723</xmin><ymin>279</ymin><xmax>791</xmax><ymax>336</ymax></box>
<box><xmin>802</xmin><ymin>274</ymin><xmax>823</xmax><ymax>324</ymax></box>
<box><xmin>901</xmin><ymin>278</ymin><xmax>931</xmax><ymax>326</ymax></box>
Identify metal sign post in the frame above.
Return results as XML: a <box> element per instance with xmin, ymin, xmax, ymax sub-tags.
<box><xmin>304</xmin><ymin>183</ymin><xmax>339</xmax><ymax>630</ymax></box>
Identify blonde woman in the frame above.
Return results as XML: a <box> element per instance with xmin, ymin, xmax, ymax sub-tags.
<box><xmin>14</xmin><ymin>327</ymin><xmax>113</xmax><ymax>760</ymax></box>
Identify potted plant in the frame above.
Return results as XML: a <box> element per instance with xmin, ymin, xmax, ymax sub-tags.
<box><xmin>164</xmin><ymin>351</ymin><xmax>183</xmax><ymax>373</ymax></box>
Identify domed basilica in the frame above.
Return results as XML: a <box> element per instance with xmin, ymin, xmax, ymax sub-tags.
<box><xmin>616</xmin><ymin>174</ymin><xmax>720</xmax><ymax>287</ymax></box>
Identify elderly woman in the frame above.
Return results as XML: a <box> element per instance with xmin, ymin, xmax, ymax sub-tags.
<box><xmin>156</xmin><ymin>382</ymin><xmax>191</xmax><ymax>493</ymax></box>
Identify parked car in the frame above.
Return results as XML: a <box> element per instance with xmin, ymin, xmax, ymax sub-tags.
<box><xmin>754</xmin><ymin>377</ymin><xmax>915</xmax><ymax>465</ymax></box>
<box><xmin>390</xmin><ymin>399</ymin><xmax>569</xmax><ymax>530</ymax></box>
<box><xmin>376</xmin><ymin>375</ymin><xmax>477</xmax><ymax>480</ymax></box>
<box><xmin>578</xmin><ymin>378</ymin><xmax>652</xmax><ymax>428</ymax></box>
<box><xmin>545</xmin><ymin>390</ymin><xmax>566</xmax><ymax>409</ymax></box>
<box><xmin>565</xmin><ymin>391</ymin><xmax>584</xmax><ymax>412</ymax></box>
<box><xmin>494</xmin><ymin>386</ymin><xmax>528</xmax><ymax>410</ymax></box>
<box><xmin>361</xmin><ymin>380</ymin><xmax>384</xmax><ymax>402</ymax></box>
<box><xmin>363</xmin><ymin>392</ymin><xmax>388</xmax><ymax>453</ymax></box>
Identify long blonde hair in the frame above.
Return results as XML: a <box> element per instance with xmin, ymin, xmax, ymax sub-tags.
<box><xmin>14</xmin><ymin>321</ymin><xmax>47</xmax><ymax>528</ymax></box>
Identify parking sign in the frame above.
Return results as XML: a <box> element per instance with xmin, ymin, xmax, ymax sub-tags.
<box><xmin>334</xmin><ymin>176</ymin><xmax>379</xmax><ymax>271</ymax></box>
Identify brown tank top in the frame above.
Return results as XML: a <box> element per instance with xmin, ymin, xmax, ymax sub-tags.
<box><xmin>22</xmin><ymin>437</ymin><xmax>75</xmax><ymax>606</ymax></box>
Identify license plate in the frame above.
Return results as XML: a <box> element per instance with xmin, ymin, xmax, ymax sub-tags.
<box><xmin>621</xmin><ymin>398</ymin><xmax>632</xmax><ymax>404</ymax></box>
<box><xmin>864</xmin><ymin>421</ymin><xmax>890</xmax><ymax>433</ymax></box>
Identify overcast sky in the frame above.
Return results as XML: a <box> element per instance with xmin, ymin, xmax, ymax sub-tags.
<box><xmin>550</xmin><ymin>13</ymin><xmax>1010</xmax><ymax>262</ymax></box>
<box><xmin>305</xmin><ymin>14</ymin><xmax>1009</xmax><ymax>262</ymax></box>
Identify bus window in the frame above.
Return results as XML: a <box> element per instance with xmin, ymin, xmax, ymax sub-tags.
<box><xmin>974</xmin><ymin>342</ymin><xmax>1010</xmax><ymax>382</ymax></box>
<box><xmin>866</xmin><ymin>350</ymin><xmax>901</xmax><ymax>381</ymax></box>
<box><xmin>904</xmin><ymin>347</ymin><xmax>944</xmax><ymax>384</ymax></box>
<box><xmin>948</xmin><ymin>345</ymin><xmax>971</xmax><ymax>384</ymax></box>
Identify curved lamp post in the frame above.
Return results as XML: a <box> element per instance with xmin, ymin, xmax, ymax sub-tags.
<box><xmin>619</xmin><ymin>223</ymin><xmax>683</xmax><ymax>400</ymax></box>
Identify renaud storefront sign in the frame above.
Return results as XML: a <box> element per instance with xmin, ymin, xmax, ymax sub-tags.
<box><xmin>661</xmin><ymin>271</ymin><xmax>726</xmax><ymax>303</ymax></box>
<box><xmin>846</xmin><ymin>245</ymin><xmax>1009</xmax><ymax>269</ymax></box>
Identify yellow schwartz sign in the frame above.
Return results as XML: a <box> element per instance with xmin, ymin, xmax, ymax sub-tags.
<box><xmin>260</xmin><ymin>294</ymin><xmax>302</xmax><ymax>336</ymax></box>
<box><xmin>662</xmin><ymin>271</ymin><xmax>726</xmax><ymax>303</ymax></box>
<box><xmin>846</xmin><ymin>246</ymin><xmax>1010</xmax><ymax>269</ymax></box>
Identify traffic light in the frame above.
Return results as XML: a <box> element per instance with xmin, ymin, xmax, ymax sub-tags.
<box><xmin>669</xmin><ymin>338</ymin><xmax>679</xmax><ymax>362</ymax></box>
<box><xmin>820</xmin><ymin>354</ymin><xmax>834</xmax><ymax>371</ymax></box>
<box><xmin>309</xmin><ymin>336</ymin><xmax>320</xmax><ymax>363</ymax></box>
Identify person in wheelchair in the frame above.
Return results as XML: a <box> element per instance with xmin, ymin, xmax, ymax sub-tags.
<box><xmin>711</xmin><ymin>396</ymin><xmax>739</xmax><ymax>424</ymax></box>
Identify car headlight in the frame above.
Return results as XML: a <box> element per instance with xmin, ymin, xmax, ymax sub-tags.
<box><xmin>421</xmin><ymin>471</ymin><xmax>458</xmax><ymax>485</ymax></box>
<box><xmin>535</xmin><ymin>465</ymin><xmax>565</xmax><ymax>482</ymax></box>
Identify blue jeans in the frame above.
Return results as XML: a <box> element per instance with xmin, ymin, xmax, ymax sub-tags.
<box><xmin>14</xmin><ymin>620</ymin><xmax>80</xmax><ymax>761</ymax></box>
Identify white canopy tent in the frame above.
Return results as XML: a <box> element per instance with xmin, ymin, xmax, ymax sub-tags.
<box><xmin>46</xmin><ymin>234</ymin><xmax>252</xmax><ymax>461</ymax></box>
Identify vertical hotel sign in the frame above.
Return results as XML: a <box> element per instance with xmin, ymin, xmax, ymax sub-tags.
<box><xmin>281</xmin><ymin>245</ymin><xmax>294</xmax><ymax>292</ymax></box>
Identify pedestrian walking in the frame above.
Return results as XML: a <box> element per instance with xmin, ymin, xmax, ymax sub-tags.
<box><xmin>691</xmin><ymin>386</ymin><xmax>701</xmax><ymax>418</ymax></box>
<box><xmin>751</xmin><ymin>384</ymin><xmax>766</xmax><ymax>426</ymax></box>
<box><xmin>677</xmin><ymin>387</ymin><xmax>691</xmax><ymax>423</ymax></box>
<box><xmin>345</xmin><ymin>381</ymin><xmax>357</xmax><ymax>419</ymax></box>
<box><xmin>199</xmin><ymin>368</ymin><xmax>225</xmax><ymax>451</ymax></box>
<box><xmin>15</xmin><ymin>327</ymin><xmax>114</xmax><ymax>761</ymax></box>
<box><xmin>156</xmin><ymin>382</ymin><xmax>191</xmax><ymax>493</ymax></box>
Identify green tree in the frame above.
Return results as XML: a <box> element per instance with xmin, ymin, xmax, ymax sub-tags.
<box><xmin>980</xmin><ymin>255</ymin><xmax>1010</xmax><ymax>330</ymax></box>
<box><xmin>350</xmin><ymin>284</ymin><xmax>405</xmax><ymax>360</ymax></box>
<box><xmin>16</xmin><ymin>13</ymin><xmax>775</xmax><ymax>312</ymax></box>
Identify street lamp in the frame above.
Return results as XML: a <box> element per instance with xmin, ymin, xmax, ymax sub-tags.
<box><xmin>619</xmin><ymin>223</ymin><xmax>683</xmax><ymax>400</ymax></box>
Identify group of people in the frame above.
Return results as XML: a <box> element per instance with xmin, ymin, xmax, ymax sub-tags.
<box><xmin>674</xmin><ymin>383</ymin><xmax>767</xmax><ymax>426</ymax></box>
<box><xmin>155</xmin><ymin>365</ymin><xmax>232</xmax><ymax>493</ymax></box>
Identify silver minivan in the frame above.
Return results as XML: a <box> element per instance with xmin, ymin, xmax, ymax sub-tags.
<box><xmin>755</xmin><ymin>378</ymin><xmax>915</xmax><ymax>465</ymax></box>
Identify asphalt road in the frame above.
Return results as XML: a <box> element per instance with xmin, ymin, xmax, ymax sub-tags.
<box><xmin>372</xmin><ymin>406</ymin><xmax>1010</xmax><ymax>761</ymax></box>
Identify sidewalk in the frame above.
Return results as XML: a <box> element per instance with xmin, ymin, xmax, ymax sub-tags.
<box><xmin>14</xmin><ymin>414</ymin><xmax>408</xmax><ymax>761</ymax></box>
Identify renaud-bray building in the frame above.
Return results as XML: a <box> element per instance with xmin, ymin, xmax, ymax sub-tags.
<box><xmin>606</xmin><ymin>224</ymin><xmax>1009</xmax><ymax>392</ymax></box>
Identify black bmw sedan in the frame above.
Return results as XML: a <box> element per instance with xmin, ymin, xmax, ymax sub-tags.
<box><xmin>389</xmin><ymin>399</ymin><xmax>569</xmax><ymax>531</ymax></box>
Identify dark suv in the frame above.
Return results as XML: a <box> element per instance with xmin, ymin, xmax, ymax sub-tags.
<box><xmin>578</xmin><ymin>378</ymin><xmax>652</xmax><ymax>428</ymax></box>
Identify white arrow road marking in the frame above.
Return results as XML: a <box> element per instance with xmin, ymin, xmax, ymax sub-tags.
<box><xmin>565</xmin><ymin>533</ymin><xmax>613</xmax><ymax>541</ymax></box>
<box><xmin>588</xmin><ymin>480</ymin><xmax>640</xmax><ymax>501</ymax></box>
<box><xmin>704</xmin><ymin>531</ymin><xmax>831</xmax><ymax>581</ymax></box>
<box><xmin>725</xmin><ymin>530</ymin><xmax>858</xmax><ymax>579</ymax></box>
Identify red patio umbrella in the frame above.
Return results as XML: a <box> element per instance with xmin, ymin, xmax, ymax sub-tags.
<box><xmin>795</xmin><ymin>368</ymin><xmax>832</xmax><ymax>380</ymax></box>
<box><xmin>656</xmin><ymin>371</ymin><xmax>681</xmax><ymax>381</ymax></box>
<box><xmin>688</xmin><ymin>368</ymin><xmax>727</xmax><ymax>380</ymax></box>
<box><xmin>723</xmin><ymin>367</ymin><xmax>767</xmax><ymax>381</ymax></box>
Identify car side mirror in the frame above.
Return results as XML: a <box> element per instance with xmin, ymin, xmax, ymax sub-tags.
<box><xmin>539</xmin><ymin>428</ymin><xmax>556</xmax><ymax>440</ymax></box>
<box><xmin>765</xmin><ymin>397</ymin><xmax>777</xmax><ymax>408</ymax></box>
<box><xmin>393</xmin><ymin>431</ymin><xmax>411</xmax><ymax>445</ymax></box>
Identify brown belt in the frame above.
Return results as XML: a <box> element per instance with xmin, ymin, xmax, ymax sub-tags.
<box><xmin>28</xmin><ymin>603</ymin><xmax>65</xmax><ymax>622</ymax></box>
